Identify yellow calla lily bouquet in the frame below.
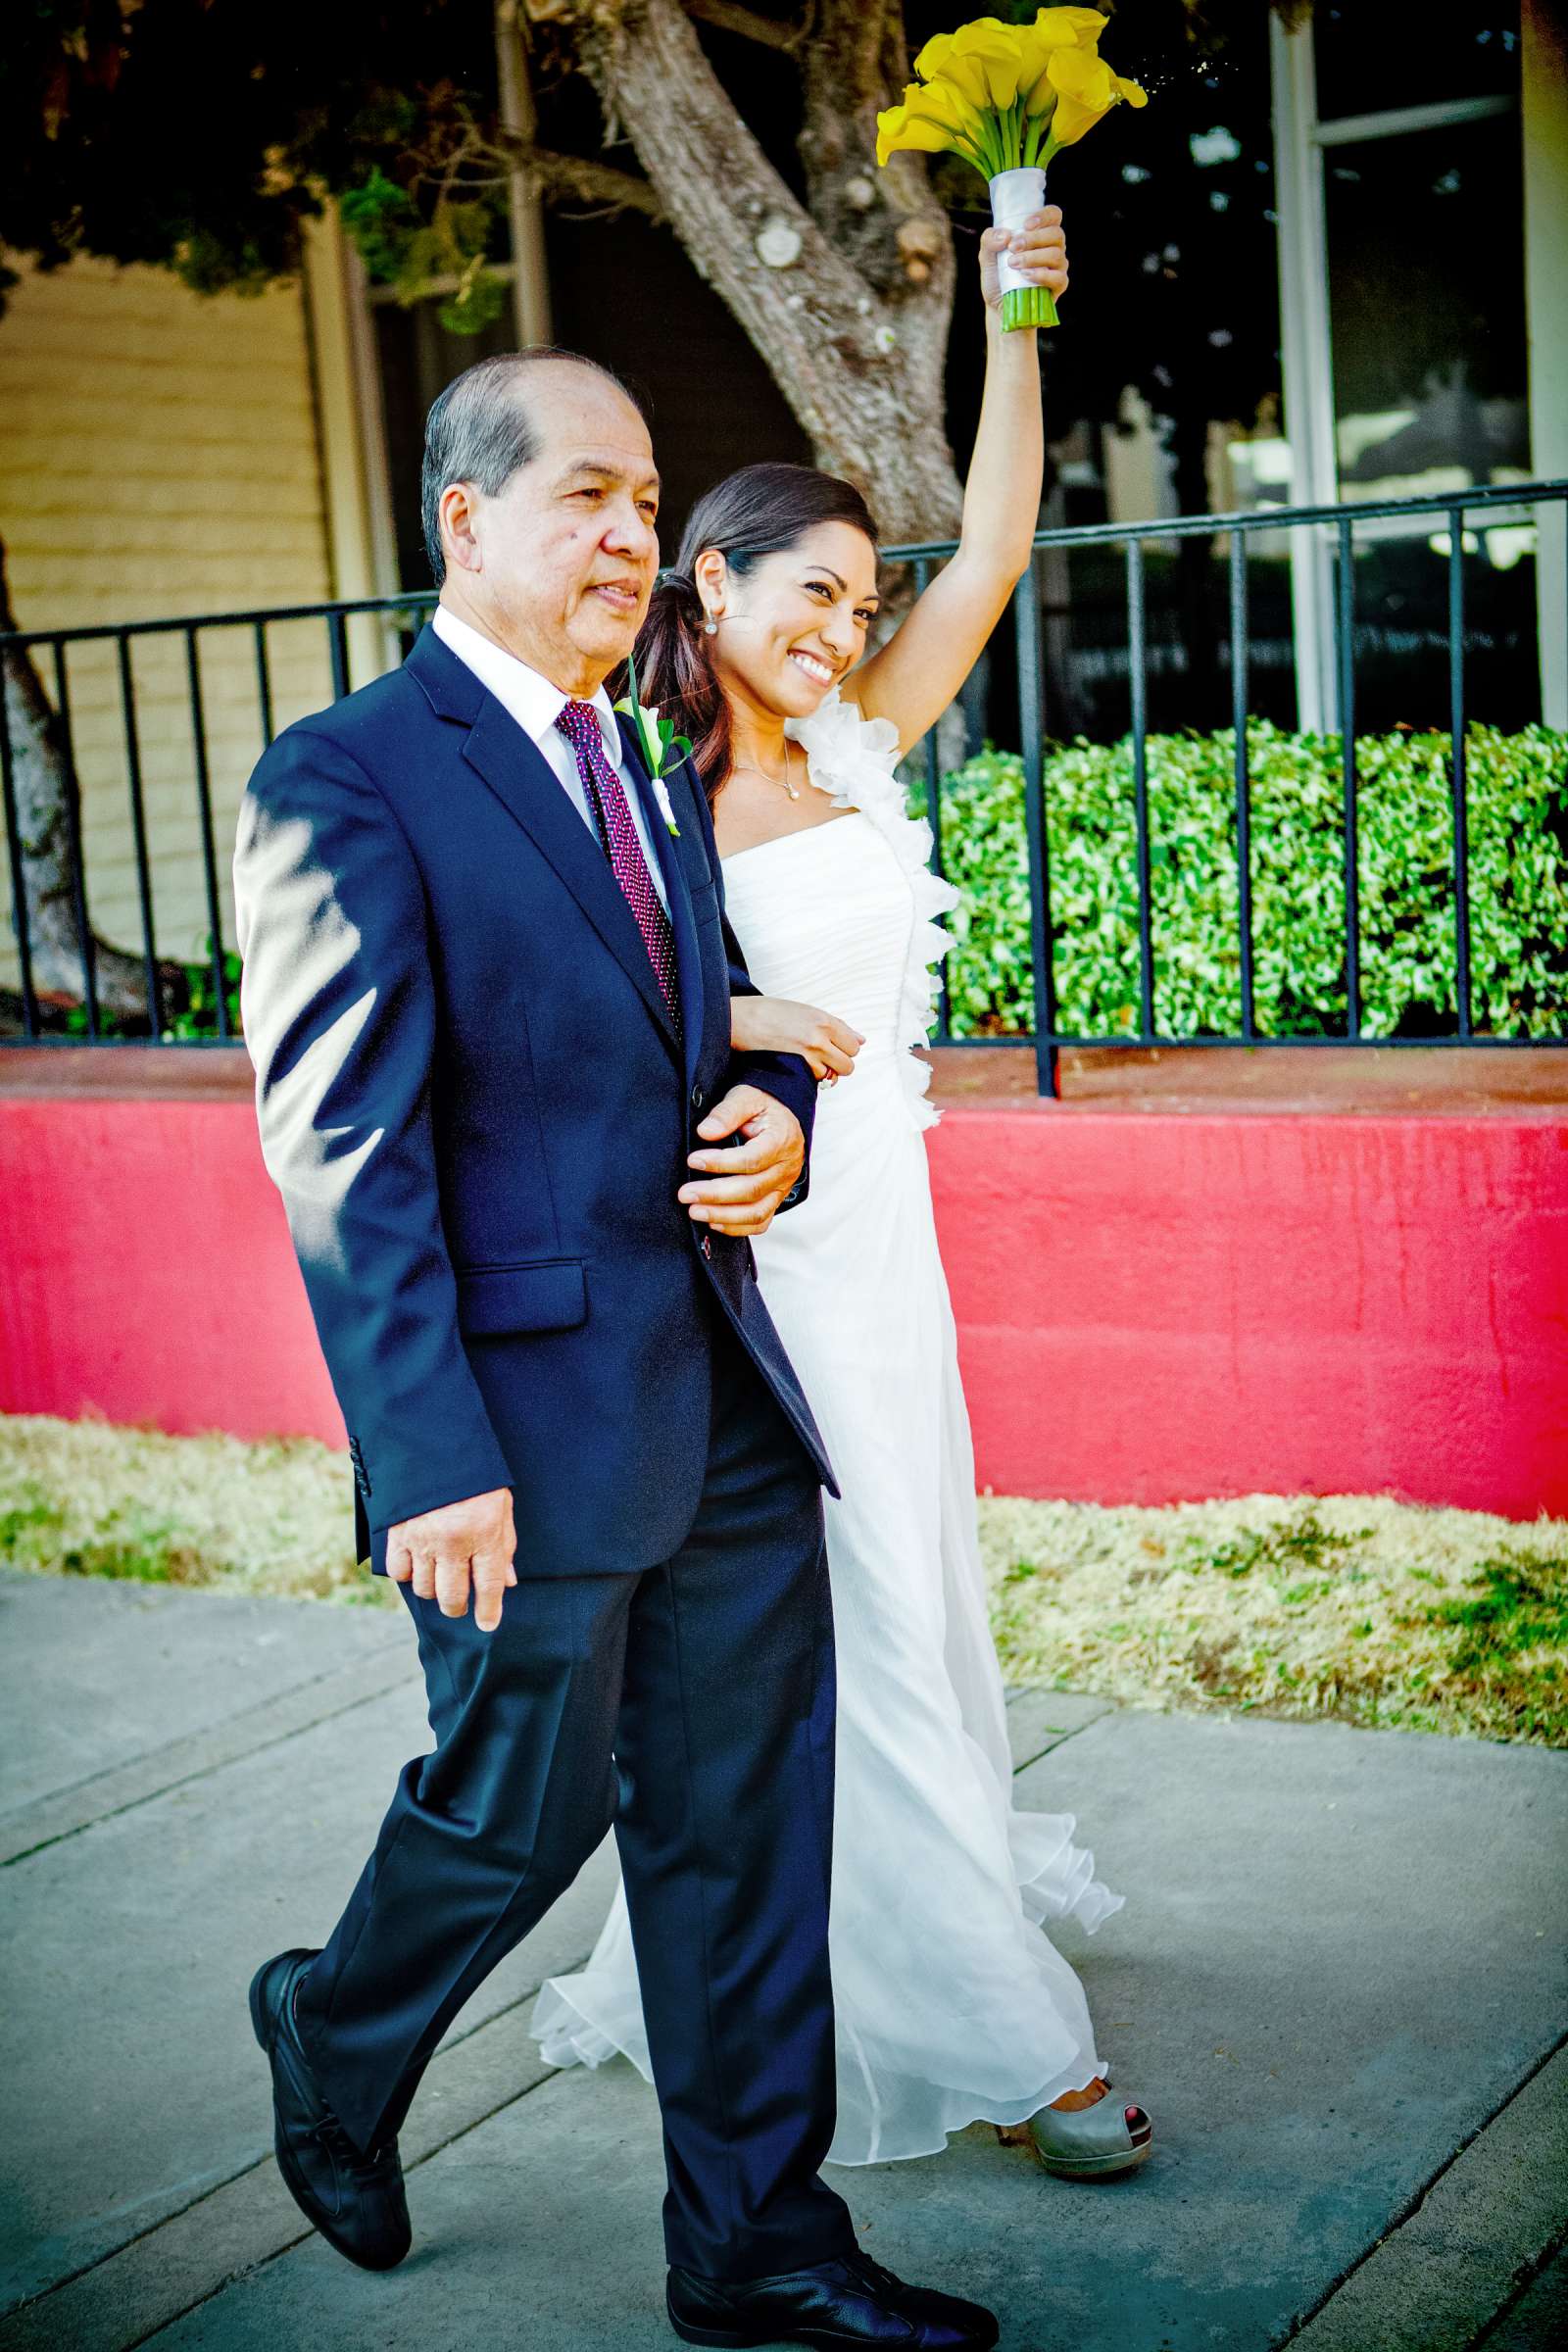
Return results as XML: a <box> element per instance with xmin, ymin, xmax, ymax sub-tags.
<box><xmin>877</xmin><ymin>8</ymin><xmax>1148</xmax><ymax>330</ymax></box>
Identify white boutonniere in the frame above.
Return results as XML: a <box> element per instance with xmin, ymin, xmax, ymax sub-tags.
<box><xmin>652</xmin><ymin>777</ymin><xmax>680</xmax><ymax>836</ymax></box>
<box><xmin>613</xmin><ymin>648</ymin><xmax>687</xmax><ymax>835</ymax></box>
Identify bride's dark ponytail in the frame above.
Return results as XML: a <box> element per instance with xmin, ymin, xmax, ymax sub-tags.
<box><xmin>631</xmin><ymin>463</ymin><xmax>877</xmax><ymax>803</ymax></box>
<box><xmin>634</xmin><ymin>567</ymin><xmax>729</xmax><ymax>794</ymax></box>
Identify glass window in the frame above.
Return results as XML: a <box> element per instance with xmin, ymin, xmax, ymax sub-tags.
<box><xmin>1325</xmin><ymin>115</ymin><xmax>1529</xmax><ymax>498</ymax></box>
<box><xmin>372</xmin><ymin>298</ymin><xmax>518</xmax><ymax>593</ymax></box>
<box><xmin>1323</xmin><ymin>112</ymin><xmax>1536</xmax><ymax>730</ymax></box>
<box><xmin>1313</xmin><ymin>3</ymin><xmax>1520</xmax><ymax>122</ymax></box>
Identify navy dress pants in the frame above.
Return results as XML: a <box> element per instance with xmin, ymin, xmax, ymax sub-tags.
<box><xmin>293</xmin><ymin>1315</ymin><xmax>855</xmax><ymax>2280</ymax></box>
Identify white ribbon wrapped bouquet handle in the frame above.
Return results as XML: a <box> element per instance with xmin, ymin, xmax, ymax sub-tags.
<box><xmin>989</xmin><ymin>167</ymin><xmax>1058</xmax><ymax>332</ymax></box>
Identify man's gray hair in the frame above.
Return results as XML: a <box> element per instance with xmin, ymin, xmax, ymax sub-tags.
<box><xmin>419</xmin><ymin>348</ymin><xmax>648</xmax><ymax>586</ymax></box>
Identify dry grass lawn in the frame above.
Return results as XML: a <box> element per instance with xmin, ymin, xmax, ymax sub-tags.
<box><xmin>3</xmin><ymin>1413</ymin><xmax>1564</xmax><ymax>1747</ymax></box>
<box><xmin>981</xmin><ymin>1491</ymin><xmax>1566</xmax><ymax>1748</ymax></box>
<box><xmin>0</xmin><ymin>1415</ymin><xmax>370</xmax><ymax>1604</ymax></box>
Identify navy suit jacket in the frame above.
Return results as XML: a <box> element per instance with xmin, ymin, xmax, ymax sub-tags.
<box><xmin>234</xmin><ymin>623</ymin><xmax>836</xmax><ymax>1577</ymax></box>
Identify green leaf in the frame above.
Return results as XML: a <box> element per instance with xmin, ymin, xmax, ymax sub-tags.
<box><xmin>928</xmin><ymin>724</ymin><xmax>1568</xmax><ymax>1042</ymax></box>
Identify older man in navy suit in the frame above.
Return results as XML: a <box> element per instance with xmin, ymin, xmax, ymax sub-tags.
<box><xmin>235</xmin><ymin>351</ymin><xmax>995</xmax><ymax>2349</ymax></box>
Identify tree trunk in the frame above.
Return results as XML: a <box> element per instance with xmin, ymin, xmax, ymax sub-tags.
<box><xmin>558</xmin><ymin>0</ymin><xmax>964</xmax><ymax>545</ymax></box>
<box><xmin>0</xmin><ymin>535</ymin><xmax>177</xmax><ymax>1025</ymax></box>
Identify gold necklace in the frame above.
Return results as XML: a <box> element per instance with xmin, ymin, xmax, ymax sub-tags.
<box><xmin>730</xmin><ymin>739</ymin><xmax>801</xmax><ymax>801</ymax></box>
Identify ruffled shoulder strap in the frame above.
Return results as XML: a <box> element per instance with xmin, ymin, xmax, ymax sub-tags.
<box><xmin>786</xmin><ymin>689</ymin><xmax>957</xmax><ymax>904</ymax></box>
<box><xmin>785</xmin><ymin>689</ymin><xmax>903</xmax><ymax>823</ymax></box>
<box><xmin>785</xmin><ymin>691</ymin><xmax>959</xmax><ymax>1131</ymax></box>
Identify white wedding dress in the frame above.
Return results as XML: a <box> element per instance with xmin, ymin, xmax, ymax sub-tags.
<box><xmin>532</xmin><ymin>691</ymin><xmax>1122</xmax><ymax>2164</ymax></box>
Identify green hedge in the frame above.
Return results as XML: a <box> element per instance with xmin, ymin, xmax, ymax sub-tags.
<box><xmin>925</xmin><ymin>723</ymin><xmax>1568</xmax><ymax>1039</ymax></box>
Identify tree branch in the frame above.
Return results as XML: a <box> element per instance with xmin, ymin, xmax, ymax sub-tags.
<box><xmin>796</xmin><ymin>1</ymin><xmax>955</xmax><ymax>364</ymax></box>
<box><xmin>807</xmin><ymin>0</ymin><xmax>890</xmax><ymax>112</ymax></box>
<box><xmin>681</xmin><ymin>0</ymin><xmax>802</xmax><ymax>50</ymax></box>
<box><xmin>555</xmin><ymin>0</ymin><xmax>962</xmax><ymax>535</ymax></box>
<box><xmin>525</xmin><ymin>144</ymin><xmax>664</xmax><ymax>218</ymax></box>
<box><xmin>571</xmin><ymin>1</ymin><xmax>872</xmax><ymax>370</ymax></box>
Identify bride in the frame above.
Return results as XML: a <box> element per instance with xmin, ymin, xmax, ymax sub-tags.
<box><xmin>534</xmin><ymin>207</ymin><xmax>1152</xmax><ymax>2179</ymax></box>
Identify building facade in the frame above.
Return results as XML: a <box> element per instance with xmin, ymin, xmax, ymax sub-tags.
<box><xmin>1</xmin><ymin>2</ymin><xmax>1563</xmax><ymax>1002</ymax></box>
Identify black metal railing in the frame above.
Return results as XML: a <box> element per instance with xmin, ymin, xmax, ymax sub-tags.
<box><xmin>902</xmin><ymin>476</ymin><xmax>1568</xmax><ymax>1091</ymax></box>
<box><xmin>0</xmin><ymin>592</ymin><xmax>434</xmax><ymax>1047</ymax></box>
<box><xmin>2</xmin><ymin>479</ymin><xmax>1565</xmax><ymax>1091</ymax></box>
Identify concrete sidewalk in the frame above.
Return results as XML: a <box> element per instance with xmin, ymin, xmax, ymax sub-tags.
<box><xmin>1</xmin><ymin>1565</ymin><xmax>1564</xmax><ymax>2352</ymax></box>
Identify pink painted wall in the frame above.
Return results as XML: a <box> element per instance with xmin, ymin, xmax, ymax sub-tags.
<box><xmin>3</xmin><ymin>1095</ymin><xmax>1564</xmax><ymax>1517</ymax></box>
<box><xmin>1</xmin><ymin>1098</ymin><xmax>346</xmax><ymax>1451</ymax></box>
<box><xmin>928</xmin><ymin>1104</ymin><xmax>1568</xmax><ymax>1519</ymax></box>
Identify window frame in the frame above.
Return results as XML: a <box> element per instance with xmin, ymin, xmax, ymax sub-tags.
<box><xmin>1267</xmin><ymin>16</ymin><xmax>1524</xmax><ymax>729</ymax></box>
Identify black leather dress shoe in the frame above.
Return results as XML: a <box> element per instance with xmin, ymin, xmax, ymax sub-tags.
<box><xmin>666</xmin><ymin>2249</ymin><xmax>1000</xmax><ymax>2347</ymax></box>
<box><xmin>248</xmin><ymin>1946</ymin><xmax>411</xmax><ymax>2272</ymax></box>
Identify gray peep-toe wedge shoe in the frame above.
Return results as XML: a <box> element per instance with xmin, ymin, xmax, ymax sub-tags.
<box><xmin>999</xmin><ymin>2091</ymin><xmax>1153</xmax><ymax>2180</ymax></box>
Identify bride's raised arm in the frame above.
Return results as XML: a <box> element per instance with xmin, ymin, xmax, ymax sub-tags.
<box><xmin>845</xmin><ymin>210</ymin><xmax>1065</xmax><ymax>752</ymax></box>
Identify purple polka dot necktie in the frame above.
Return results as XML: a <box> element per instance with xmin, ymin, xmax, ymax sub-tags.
<box><xmin>555</xmin><ymin>700</ymin><xmax>682</xmax><ymax>1037</ymax></box>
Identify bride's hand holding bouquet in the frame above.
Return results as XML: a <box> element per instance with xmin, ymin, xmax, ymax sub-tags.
<box><xmin>978</xmin><ymin>205</ymin><xmax>1067</xmax><ymax>327</ymax></box>
<box><xmin>878</xmin><ymin>6</ymin><xmax>1147</xmax><ymax>331</ymax></box>
<box><xmin>837</xmin><ymin>11</ymin><xmax>1150</xmax><ymax>749</ymax></box>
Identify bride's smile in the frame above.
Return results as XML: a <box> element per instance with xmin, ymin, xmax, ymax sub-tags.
<box><xmin>691</xmin><ymin>517</ymin><xmax>883</xmax><ymax>722</ymax></box>
<box><xmin>789</xmin><ymin>649</ymin><xmax>837</xmax><ymax>688</ymax></box>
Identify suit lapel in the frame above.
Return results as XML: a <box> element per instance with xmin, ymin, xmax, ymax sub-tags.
<box><xmin>407</xmin><ymin>625</ymin><xmax>697</xmax><ymax>1063</ymax></box>
<box><xmin>457</xmin><ymin>689</ymin><xmax>681</xmax><ymax>1057</ymax></box>
<box><xmin>617</xmin><ymin>714</ymin><xmax>706</xmax><ymax>1079</ymax></box>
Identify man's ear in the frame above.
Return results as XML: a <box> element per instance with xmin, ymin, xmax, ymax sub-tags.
<box><xmin>441</xmin><ymin>482</ymin><xmax>482</xmax><ymax>576</ymax></box>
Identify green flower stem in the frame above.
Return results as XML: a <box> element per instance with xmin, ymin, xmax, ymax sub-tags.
<box><xmin>975</xmin><ymin>107</ymin><xmax>1016</xmax><ymax>179</ymax></box>
<box><xmin>1002</xmin><ymin>282</ymin><xmax>1059</xmax><ymax>332</ymax></box>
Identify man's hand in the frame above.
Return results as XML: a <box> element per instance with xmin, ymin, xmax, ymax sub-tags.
<box><xmin>386</xmin><ymin>1487</ymin><xmax>517</xmax><ymax>1632</ymax></box>
<box><xmin>679</xmin><ymin>1085</ymin><xmax>806</xmax><ymax>1238</ymax></box>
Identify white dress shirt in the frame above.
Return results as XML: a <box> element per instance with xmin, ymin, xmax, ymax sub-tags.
<box><xmin>432</xmin><ymin>604</ymin><xmax>669</xmax><ymax>912</ymax></box>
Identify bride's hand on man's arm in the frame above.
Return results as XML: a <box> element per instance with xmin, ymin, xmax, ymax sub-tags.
<box><xmin>731</xmin><ymin>995</ymin><xmax>864</xmax><ymax>1083</ymax></box>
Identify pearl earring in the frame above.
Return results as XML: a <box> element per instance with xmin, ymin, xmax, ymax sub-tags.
<box><xmin>704</xmin><ymin>616</ymin><xmax>718</xmax><ymax>636</ymax></box>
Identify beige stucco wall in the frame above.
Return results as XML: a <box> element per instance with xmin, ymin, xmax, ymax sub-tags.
<box><xmin>0</xmin><ymin>254</ymin><xmax>340</xmax><ymax>999</ymax></box>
